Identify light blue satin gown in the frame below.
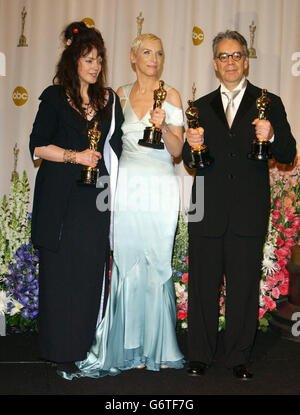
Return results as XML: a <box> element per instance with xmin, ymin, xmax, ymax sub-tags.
<box><xmin>59</xmin><ymin>83</ymin><xmax>185</xmax><ymax>380</ymax></box>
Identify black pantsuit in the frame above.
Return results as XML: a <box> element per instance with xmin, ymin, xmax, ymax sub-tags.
<box><xmin>182</xmin><ymin>81</ymin><xmax>296</xmax><ymax>368</ymax></box>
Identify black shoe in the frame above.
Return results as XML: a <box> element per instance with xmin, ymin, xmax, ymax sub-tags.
<box><xmin>232</xmin><ymin>364</ymin><xmax>253</xmax><ymax>381</ymax></box>
<box><xmin>187</xmin><ymin>361</ymin><xmax>207</xmax><ymax>376</ymax></box>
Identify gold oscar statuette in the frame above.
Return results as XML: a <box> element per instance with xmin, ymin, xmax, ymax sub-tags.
<box><xmin>138</xmin><ymin>80</ymin><xmax>167</xmax><ymax>150</ymax></box>
<box><xmin>78</xmin><ymin>121</ymin><xmax>101</xmax><ymax>186</ymax></box>
<box><xmin>248</xmin><ymin>89</ymin><xmax>272</xmax><ymax>160</ymax></box>
<box><xmin>18</xmin><ymin>7</ymin><xmax>28</xmax><ymax>47</ymax></box>
<box><xmin>185</xmin><ymin>84</ymin><xmax>213</xmax><ymax>168</ymax></box>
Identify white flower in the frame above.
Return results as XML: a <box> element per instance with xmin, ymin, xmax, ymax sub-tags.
<box><xmin>263</xmin><ymin>242</ymin><xmax>276</xmax><ymax>258</ymax></box>
<box><xmin>259</xmin><ymin>280</ymin><xmax>268</xmax><ymax>306</ymax></box>
<box><xmin>181</xmin><ymin>322</ymin><xmax>188</xmax><ymax>329</ymax></box>
<box><xmin>0</xmin><ymin>291</ymin><xmax>11</xmax><ymax>316</ymax></box>
<box><xmin>174</xmin><ymin>282</ymin><xmax>185</xmax><ymax>294</ymax></box>
<box><xmin>9</xmin><ymin>298</ymin><xmax>23</xmax><ymax>316</ymax></box>
<box><xmin>0</xmin><ymin>172</ymin><xmax>31</xmax><ymax>279</ymax></box>
<box><xmin>262</xmin><ymin>257</ymin><xmax>278</xmax><ymax>275</ymax></box>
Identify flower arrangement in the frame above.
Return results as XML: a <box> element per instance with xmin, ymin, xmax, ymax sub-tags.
<box><xmin>172</xmin><ymin>213</ymin><xmax>189</xmax><ymax>332</ymax></box>
<box><xmin>172</xmin><ymin>158</ymin><xmax>300</xmax><ymax>333</ymax></box>
<box><xmin>0</xmin><ymin>172</ymin><xmax>39</xmax><ymax>333</ymax></box>
<box><xmin>258</xmin><ymin>159</ymin><xmax>300</xmax><ymax>330</ymax></box>
<box><xmin>0</xmin><ymin>172</ymin><xmax>31</xmax><ymax>278</ymax></box>
<box><xmin>3</xmin><ymin>243</ymin><xmax>39</xmax><ymax>333</ymax></box>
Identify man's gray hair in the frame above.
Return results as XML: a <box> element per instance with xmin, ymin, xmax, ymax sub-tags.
<box><xmin>212</xmin><ymin>30</ymin><xmax>249</xmax><ymax>58</ymax></box>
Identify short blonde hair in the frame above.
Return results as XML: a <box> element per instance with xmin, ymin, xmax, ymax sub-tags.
<box><xmin>130</xmin><ymin>33</ymin><xmax>164</xmax><ymax>71</ymax></box>
<box><xmin>131</xmin><ymin>33</ymin><xmax>163</xmax><ymax>55</ymax></box>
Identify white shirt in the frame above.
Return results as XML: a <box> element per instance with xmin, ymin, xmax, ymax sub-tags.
<box><xmin>220</xmin><ymin>76</ymin><xmax>247</xmax><ymax>119</ymax></box>
<box><xmin>220</xmin><ymin>77</ymin><xmax>274</xmax><ymax>141</ymax></box>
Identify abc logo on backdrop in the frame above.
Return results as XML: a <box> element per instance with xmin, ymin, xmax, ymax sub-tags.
<box><xmin>12</xmin><ymin>86</ymin><xmax>28</xmax><ymax>106</ymax></box>
<box><xmin>192</xmin><ymin>26</ymin><xmax>204</xmax><ymax>46</ymax></box>
<box><xmin>82</xmin><ymin>17</ymin><xmax>95</xmax><ymax>28</ymax></box>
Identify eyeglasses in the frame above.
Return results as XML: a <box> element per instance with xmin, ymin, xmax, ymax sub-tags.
<box><xmin>216</xmin><ymin>52</ymin><xmax>244</xmax><ymax>62</ymax></box>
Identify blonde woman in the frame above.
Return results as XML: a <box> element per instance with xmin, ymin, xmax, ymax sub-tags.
<box><xmin>59</xmin><ymin>34</ymin><xmax>184</xmax><ymax>379</ymax></box>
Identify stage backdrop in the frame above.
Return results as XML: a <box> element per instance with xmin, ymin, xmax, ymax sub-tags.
<box><xmin>0</xmin><ymin>0</ymin><xmax>299</xmax><ymax>206</ymax></box>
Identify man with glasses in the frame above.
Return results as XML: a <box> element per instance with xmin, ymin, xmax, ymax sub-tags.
<box><xmin>182</xmin><ymin>30</ymin><xmax>296</xmax><ymax>380</ymax></box>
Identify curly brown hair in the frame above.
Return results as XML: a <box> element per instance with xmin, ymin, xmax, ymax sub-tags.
<box><xmin>53</xmin><ymin>21</ymin><xmax>109</xmax><ymax>119</ymax></box>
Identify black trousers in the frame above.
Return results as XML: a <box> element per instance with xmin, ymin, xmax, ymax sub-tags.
<box><xmin>187</xmin><ymin>225</ymin><xmax>265</xmax><ymax>368</ymax></box>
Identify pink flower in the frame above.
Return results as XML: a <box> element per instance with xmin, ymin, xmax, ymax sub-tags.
<box><xmin>278</xmin><ymin>258</ymin><xmax>288</xmax><ymax>270</ymax></box>
<box><xmin>284</xmin><ymin>228</ymin><xmax>297</xmax><ymax>238</ymax></box>
<box><xmin>177</xmin><ymin>310</ymin><xmax>187</xmax><ymax>320</ymax></box>
<box><xmin>274</xmin><ymin>223</ymin><xmax>285</xmax><ymax>234</ymax></box>
<box><xmin>276</xmin><ymin>236</ymin><xmax>284</xmax><ymax>247</ymax></box>
<box><xmin>265</xmin><ymin>276</ymin><xmax>276</xmax><ymax>288</ymax></box>
<box><xmin>292</xmin><ymin>217</ymin><xmax>300</xmax><ymax>230</ymax></box>
<box><xmin>276</xmin><ymin>247</ymin><xmax>290</xmax><ymax>259</ymax></box>
<box><xmin>269</xmin><ymin>168</ymin><xmax>281</xmax><ymax>184</ymax></box>
<box><xmin>289</xmin><ymin>176</ymin><xmax>299</xmax><ymax>187</ymax></box>
<box><xmin>181</xmin><ymin>273</ymin><xmax>188</xmax><ymax>284</ymax></box>
<box><xmin>272</xmin><ymin>210</ymin><xmax>281</xmax><ymax>220</ymax></box>
<box><xmin>219</xmin><ymin>305</ymin><xmax>225</xmax><ymax>316</ymax></box>
<box><xmin>284</xmin><ymin>194</ymin><xmax>295</xmax><ymax>208</ymax></box>
<box><xmin>285</xmin><ymin>211</ymin><xmax>295</xmax><ymax>222</ymax></box>
<box><xmin>259</xmin><ymin>308</ymin><xmax>267</xmax><ymax>319</ymax></box>
<box><xmin>263</xmin><ymin>296</ymin><xmax>277</xmax><ymax>311</ymax></box>
<box><xmin>271</xmin><ymin>287</ymin><xmax>281</xmax><ymax>299</ymax></box>
<box><xmin>284</xmin><ymin>238</ymin><xmax>295</xmax><ymax>249</ymax></box>
<box><xmin>275</xmin><ymin>199</ymin><xmax>282</xmax><ymax>208</ymax></box>
<box><xmin>273</xmin><ymin>271</ymin><xmax>285</xmax><ymax>282</ymax></box>
<box><xmin>282</xmin><ymin>267</ymin><xmax>289</xmax><ymax>276</ymax></box>
<box><xmin>278</xmin><ymin>282</ymin><xmax>289</xmax><ymax>296</ymax></box>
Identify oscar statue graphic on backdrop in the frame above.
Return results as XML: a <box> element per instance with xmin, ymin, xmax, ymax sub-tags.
<box><xmin>249</xmin><ymin>21</ymin><xmax>257</xmax><ymax>59</ymax></box>
<box><xmin>248</xmin><ymin>89</ymin><xmax>272</xmax><ymax>160</ymax></box>
<box><xmin>185</xmin><ymin>83</ymin><xmax>214</xmax><ymax>168</ymax></box>
<box><xmin>11</xmin><ymin>143</ymin><xmax>19</xmax><ymax>182</ymax></box>
<box><xmin>18</xmin><ymin>7</ymin><xmax>28</xmax><ymax>47</ymax></box>
<box><xmin>136</xmin><ymin>11</ymin><xmax>144</xmax><ymax>36</ymax></box>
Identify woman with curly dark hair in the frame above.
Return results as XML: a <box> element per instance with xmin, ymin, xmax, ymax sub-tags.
<box><xmin>29</xmin><ymin>21</ymin><xmax>123</xmax><ymax>373</ymax></box>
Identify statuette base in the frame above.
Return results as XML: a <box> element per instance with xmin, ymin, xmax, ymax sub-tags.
<box><xmin>77</xmin><ymin>167</ymin><xmax>99</xmax><ymax>186</ymax></box>
<box><xmin>248</xmin><ymin>140</ymin><xmax>272</xmax><ymax>161</ymax></box>
<box><xmin>189</xmin><ymin>146</ymin><xmax>214</xmax><ymax>169</ymax></box>
<box><xmin>138</xmin><ymin>126</ymin><xmax>164</xmax><ymax>150</ymax></box>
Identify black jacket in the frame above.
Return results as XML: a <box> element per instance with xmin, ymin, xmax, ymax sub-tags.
<box><xmin>29</xmin><ymin>85</ymin><xmax>123</xmax><ymax>251</ymax></box>
<box><xmin>182</xmin><ymin>81</ymin><xmax>297</xmax><ymax>237</ymax></box>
